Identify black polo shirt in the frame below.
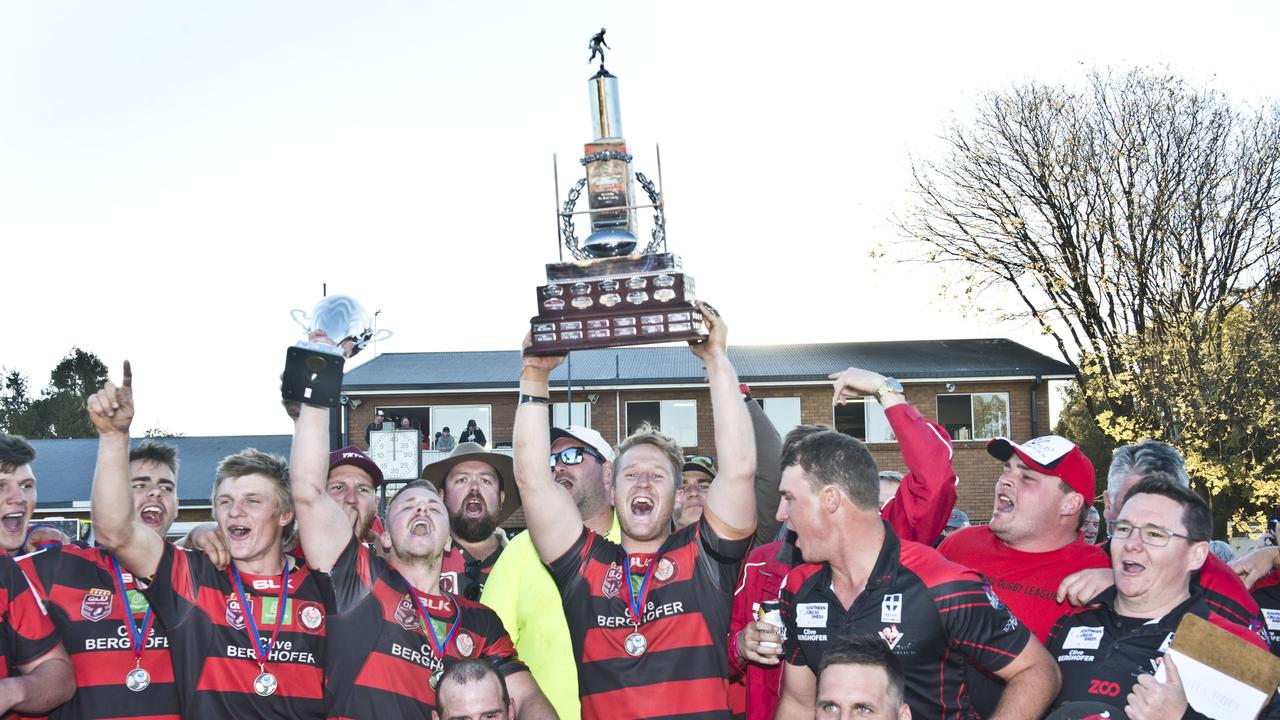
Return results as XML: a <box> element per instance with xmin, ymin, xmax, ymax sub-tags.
<box><xmin>1044</xmin><ymin>587</ymin><xmax>1266</xmax><ymax>718</ymax></box>
<box><xmin>781</xmin><ymin>522</ymin><xmax>1031</xmax><ymax>719</ymax></box>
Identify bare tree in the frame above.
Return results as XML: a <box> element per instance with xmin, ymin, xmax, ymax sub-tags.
<box><xmin>903</xmin><ymin>68</ymin><xmax>1280</xmax><ymax>528</ymax></box>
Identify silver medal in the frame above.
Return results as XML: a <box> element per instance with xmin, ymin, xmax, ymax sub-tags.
<box><xmin>125</xmin><ymin>666</ymin><xmax>151</xmax><ymax>692</ymax></box>
<box><xmin>624</xmin><ymin>631</ymin><xmax>647</xmax><ymax>657</ymax></box>
<box><xmin>430</xmin><ymin>669</ymin><xmax>444</xmax><ymax>691</ymax></box>
<box><xmin>253</xmin><ymin>671</ymin><xmax>278</xmax><ymax>697</ymax></box>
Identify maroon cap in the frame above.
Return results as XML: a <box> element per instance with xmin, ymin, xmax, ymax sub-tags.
<box><xmin>329</xmin><ymin>446</ymin><xmax>385</xmax><ymax>487</ymax></box>
<box><xmin>986</xmin><ymin>435</ymin><xmax>1095</xmax><ymax>500</ymax></box>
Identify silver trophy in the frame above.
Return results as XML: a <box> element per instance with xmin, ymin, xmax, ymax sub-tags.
<box><xmin>291</xmin><ymin>295</ymin><xmax>390</xmax><ymax>357</ymax></box>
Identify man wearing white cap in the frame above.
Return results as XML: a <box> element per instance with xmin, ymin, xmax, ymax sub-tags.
<box><xmin>481</xmin><ymin>424</ymin><xmax>618</xmax><ymax>720</ymax></box>
<box><xmin>938</xmin><ymin>435</ymin><xmax>1109</xmax><ymax>714</ymax></box>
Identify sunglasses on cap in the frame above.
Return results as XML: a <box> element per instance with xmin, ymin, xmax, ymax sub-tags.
<box><xmin>686</xmin><ymin>456</ymin><xmax>716</xmax><ymax>471</ymax></box>
<box><xmin>550</xmin><ymin>446</ymin><xmax>607</xmax><ymax>468</ymax></box>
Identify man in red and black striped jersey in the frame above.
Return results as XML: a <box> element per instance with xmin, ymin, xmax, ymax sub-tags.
<box><xmin>88</xmin><ymin>364</ymin><xmax>328</xmax><ymax>719</ymax></box>
<box><xmin>513</xmin><ymin>301</ymin><xmax>758</xmax><ymax>719</ymax></box>
<box><xmin>774</xmin><ymin>429</ymin><xmax>1059</xmax><ymax>719</ymax></box>
<box><xmin>0</xmin><ymin>436</ymin><xmax>74</xmax><ymax>718</ymax></box>
<box><xmin>18</xmin><ymin>439</ymin><xmax>183</xmax><ymax>719</ymax></box>
<box><xmin>1044</xmin><ymin>478</ymin><xmax>1267</xmax><ymax>719</ymax></box>
<box><xmin>0</xmin><ymin>435</ymin><xmax>40</xmax><ymax>557</ymax></box>
<box><xmin>289</xmin><ymin>398</ymin><xmax>555</xmax><ymax>719</ymax></box>
<box><xmin>1057</xmin><ymin>440</ymin><xmax>1268</xmax><ymax>647</ymax></box>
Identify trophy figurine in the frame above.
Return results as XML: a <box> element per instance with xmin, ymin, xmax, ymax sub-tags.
<box><xmin>527</xmin><ymin>31</ymin><xmax>707</xmax><ymax>354</ymax></box>
<box><xmin>282</xmin><ymin>295</ymin><xmax>391</xmax><ymax>407</ymax></box>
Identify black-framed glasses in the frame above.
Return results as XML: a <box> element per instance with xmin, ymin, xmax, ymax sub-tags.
<box><xmin>1110</xmin><ymin>520</ymin><xmax>1191</xmax><ymax>547</ymax></box>
<box><xmin>550</xmin><ymin>446</ymin><xmax>607</xmax><ymax>468</ymax></box>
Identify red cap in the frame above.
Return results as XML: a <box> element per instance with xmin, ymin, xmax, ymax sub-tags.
<box><xmin>329</xmin><ymin>446</ymin><xmax>385</xmax><ymax>487</ymax></box>
<box><xmin>986</xmin><ymin>435</ymin><xmax>1095</xmax><ymax>500</ymax></box>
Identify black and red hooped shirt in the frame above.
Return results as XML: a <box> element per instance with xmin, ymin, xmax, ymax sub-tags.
<box><xmin>140</xmin><ymin>543</ymin><xmax>328</xmax><ymax>719</ymax></box>
<box><xmin>319</xmin><ymin>536</ymin><xmax>525</xmax><ymax>720</ymax></box>
<box><xmin>548</xmin><ymin>514</ymin><xmax>752</xmax><ymax>720</ymax></box>
<box><xmin>1</xmin><ymin>555</ymin><xmax>61</xmax><ymax>720</ymax></box>
<box><xmin>781</xmin><ymin>523</ymin><xmax>1032</xmax><ymax>720</ymax></box>
<box><xmin>17</xmin><ymin>545</ymin><xmax>180</xmax><ymax>720</ymax></box>
<box><xmin>1044</xmin><ymin>587</ymin><xmax>1267</xmax><ymax>716</ymax></box>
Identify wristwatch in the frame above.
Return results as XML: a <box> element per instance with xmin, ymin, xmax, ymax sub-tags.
<box><xmin>874</xmin><ymin>377</ymin><xmax>904</xmax><ymax>404</ymax></box>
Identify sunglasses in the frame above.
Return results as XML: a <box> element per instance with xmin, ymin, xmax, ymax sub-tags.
<box><xmin>550</xmin><ymin>446</ymin><xmax>607</xmax><ymax>468</ymax></box>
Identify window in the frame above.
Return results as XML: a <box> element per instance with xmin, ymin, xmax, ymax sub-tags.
<box><xmin>625</xmin><ymin>400</ymin><xmax>698</xmax><ymax>447</ymax></box>
<box><xmin>833</xmin><ymin>399</ymin><xmax>895</xmax><ymax>443</ymax></box>
<box><xmin>553</xmin><ymin>402</ymin><xmax>591</xmax><ymax>428</ymax></box>
<box><xmin>375</xmin><ymin>406</ymin><xmax>430</xmax><ymax>433</ymax></box>
<box><xmin>756</xmin><ymin>397</ymin><xmax>801</xmax><ymax>435</ymax></box>
<box><xmin>936</xmin><ymin>393</ymin><xmax>1009</xmax><ymax>441</ymax></box>
<box><xmin>431</xmin><ymin>405</ymin><xmax>493</xmax><ymax>446</ymax></box>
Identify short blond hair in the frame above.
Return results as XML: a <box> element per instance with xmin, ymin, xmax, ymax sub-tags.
<box><xmin>211</xmin><ymin>449</ymin><xmax>292</xmax><ymax>516</ymax></box>
<box><xmin>613</xmin><ymin>423</ymin><xmax>684</xmax><ymax>485</ymax></box>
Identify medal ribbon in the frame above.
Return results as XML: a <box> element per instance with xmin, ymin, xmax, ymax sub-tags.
<box><xmin>110</xmin><ymin>555</ymin><xmax>155</xmax><ymax>665</ymax></box>
<box><xmin>229</xmin><ymin>561</ymin><xmax>290</xmax><ymax>667</ymax></box>
<box><xmin>410</xmin><ymin>589</ymin><xmax>461</xmax><ymax>657</ymax></box>
<box><xmin>619</xmin><ymin>548</ymin><xmax>663</xmax><ymax>626</ymax></box>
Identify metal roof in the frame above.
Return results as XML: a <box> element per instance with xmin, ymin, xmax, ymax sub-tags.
<box><xmin>342</xmin><ymin>338</ymin><xmax>1076</xmax><ymax>391</ymax></box>
<box><xmin>28</xmin><ymin>435</ymin><xmax>293</xmax><ymax>509</ymax></box>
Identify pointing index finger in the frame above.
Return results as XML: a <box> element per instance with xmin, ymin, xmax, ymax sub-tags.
<box><xmin>122</xmin><ymin>360</ymin><xmax>133</xmax><ymax>388</ymax></box>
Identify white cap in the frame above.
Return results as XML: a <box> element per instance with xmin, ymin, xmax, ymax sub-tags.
<box><xmin>551</xmin><ymin>425</ymin><xmax>615</xmax><ymax>462</ymax></box>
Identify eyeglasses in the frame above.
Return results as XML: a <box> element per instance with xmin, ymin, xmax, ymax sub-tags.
<box><xmin>1111</xmin><ymin>520</ymin><xmax>1192</xmax><ymax>547</ymax></box>
<box><xmin>550</xmin><ymin>446</ymin><xmax>607</xmax><ymax>468</ymax></box>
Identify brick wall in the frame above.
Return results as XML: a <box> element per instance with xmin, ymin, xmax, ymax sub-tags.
<box><xmin>348</xmin><ymin>378</ymin><xmax>1052</xmax><ymax>525</ymax></box>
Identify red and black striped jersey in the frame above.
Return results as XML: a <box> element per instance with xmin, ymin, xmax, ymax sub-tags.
<box><xmin>319</xmin><ymin>536</ymin><xmax>526</xmax><ymax>720</ymax></box>
<box><xmin>16</xmin><ymin>545</ymin><xmax>180</xmax><ymax>720</ymax></box>
<box><xmin>781</xmin><ymin>524</ymin><xmax>1032</xmax><ymax>720</ymax></box>
<box><xmin>548</xmin><ymin>514</ymin><xmax>752</xmax><ymax>720</ymax></box>
<box><xmin>0</xmin><ymin>555</ymin><xmax>61</xmax><ymax>720</ymax></box>
<box><xmin>1044</xmin><ymin>586</ymin><xmax>1267</xmax><ymax>715</ymax></box>
<box><xmin>139</xmin><ymin>543</ymin><xmax>327</xmax><ymax>719</ymax></box>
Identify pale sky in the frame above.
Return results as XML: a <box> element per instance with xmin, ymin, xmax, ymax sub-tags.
<box><xmin>2</xmin><ymin>1</ymin><xmax>1276</xmax><ymax>436</ymax></box>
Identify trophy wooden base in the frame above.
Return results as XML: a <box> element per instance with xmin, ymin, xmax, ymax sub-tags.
<box><xmin>527</xmin><ymin>254</ymin><xmax>707</xmax><ymax>354</ymax></box>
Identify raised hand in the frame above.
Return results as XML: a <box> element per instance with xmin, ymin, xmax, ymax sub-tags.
<box><xmin>521</xmin><ymin>332</ymin><xmax>567</xmax><ymax>375</ymax></box>
<box><xmin>689</xmin><ymin>300</ymin><xmax>728</xmax><ymax>361</ymax></box>
<box><xmin>87</xmin><ymin>361</ymin><xmax>134</xmax><ymax>435</ymax></box>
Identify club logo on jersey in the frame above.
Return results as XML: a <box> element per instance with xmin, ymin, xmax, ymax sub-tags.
<box><xmin>395</xmin><ymin>595</ymin><xmax>420</xmax><ymax>630</ymax></box>
<box><xmin>654</xmin><ymin>558</ymin><xmax>677</xmax><ymax>583</ymax></box>
<box><xmin>879</xmin><ymin>625</ymin><xmax>904</xmax><ymax>650</ymax></box>
<box><xmin>601</xmin><ymin>563</ymin><xmax>624</xmax><ymax>599</ymax></box>
<box><xmin>455</xmin><ymin>632</ymin><xmax>475</xmax><ymax>657</ymax></box>
<box><xmin>880</xmin><ymin>594</ymin><xmax>902</xmax><ymax>623</ymax></box>
<box><xmin>226</xmin><ymin>596</ymin><xmax>249</xmax><ymax>630</ymax></box>
<box><xmin>439</xmin><ymin>571</ymin><xmax>458</xmax><ymax>595</ymax></box>
<box><xmin>297</xmin><ymin>601</ymin><xmax>325</xmax><ymax>633</ymax></box>
<box><xmin>982</xmin><ymin>583</ymin><xmax>1005</xmax><ymax>610</ymax></box>
<box><xmin>80</xmin><ymin>588</ymin><xmax>112</xmax><ymax>622</ymax></box>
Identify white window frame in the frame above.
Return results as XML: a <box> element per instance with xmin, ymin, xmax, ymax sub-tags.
<box><xmin>831</xmin><ymin>398</ymin><xmax>896</xmax><ymax>443</ymax></box>
<box><xmin>552</xmin><ymin>401</ymin><xmax>592</xmax><ymax>428</ymax></box>
<box><xmin>935</xmin><ymin>392</ymin><xmax>1010</xmax><ymax>441</ymax></box>
<box><xmin>624</xmin><ymin>399</ymin><xmax>699</xmax><ymax>447</ymax></box>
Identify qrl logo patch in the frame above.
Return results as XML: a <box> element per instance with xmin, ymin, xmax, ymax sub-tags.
<box><xmin>80</xmin><ymin>588</ymin><xmax>112</xmax><ymax>622</ymax></box>
<box><xmin>395</xmin><ymin>596</ymin><xmax>420</xmax><ymax>630</ymax></box>
<box><xmin>601</xmin><ymin>563</ymin><xmax>623</xmax><ymax>599</ymax></box>
<box><xmin>225</xmin><ymin>596</ymin><xmax>247</xmax><ymax>630</ymax></box>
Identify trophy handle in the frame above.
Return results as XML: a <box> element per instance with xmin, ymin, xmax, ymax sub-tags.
<box><xmin>367</xmin><ymin>329</ymin><xmax>393</xmax><ymax>344</ymax></box>
<box><xmin>290</xmin><ymin>308</ymin><xmax>311</xmax><ymax>332</ymax></box>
